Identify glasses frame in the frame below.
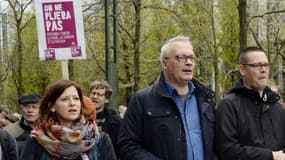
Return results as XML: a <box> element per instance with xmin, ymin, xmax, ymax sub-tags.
<box><xmin>242</xmin><ymin>63</ymin><xmax>271</xmax><ymax>70</ymax></box>
<box><xmin>164</xmin><ymin>54</ymin><xmax>196</xmax><ymax>63</ymax></box>
<box><xmin>90</xmin><ymin>92</ymin><xmax>105</xmax><ymax>97</ymax></box>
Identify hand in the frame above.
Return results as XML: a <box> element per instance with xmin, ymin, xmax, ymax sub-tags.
<box><xmin>272</xmin><ymin>151</ymin><xmax>285</xmax><ymax>160</ymax></box>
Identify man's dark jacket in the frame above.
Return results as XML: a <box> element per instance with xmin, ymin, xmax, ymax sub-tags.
<box><xmin>98</xmin><ymin>107</ymin><xmax>121</xmax><ymax>159</ymax></box>
<box><xmin>0</xmin><ymin>128</ymin><xmax>18</xmax><ymax>160</ymax></box>
<box><xmin>215</xmin><ymin>79</ymin><xmax>285</xmax><ymax>160</ymax></box>
<box><xmin>117</xmin><ymin>73</ymin><xmax>216</xmax><ymax>160</ymax></box>
<box><xmin>4</xmin><ymin>117</ymin><xmax>32</xmax><ymax>156</ymax></box>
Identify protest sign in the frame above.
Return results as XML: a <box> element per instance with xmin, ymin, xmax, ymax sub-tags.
<box><xmin>35</xmin><ymin>0</ymin><xmax>86</xmax><ymax>60</ymax></box>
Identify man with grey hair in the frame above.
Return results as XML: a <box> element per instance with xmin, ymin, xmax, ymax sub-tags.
<box><xmin>4</xmin><ymin>93</ymin><xmax>41</xmax><ymax>156</ymax></box>
<box><xmin>118</xmin><ymin>35</ymin><xmax>217</xmax><ymax>160</ymax></box>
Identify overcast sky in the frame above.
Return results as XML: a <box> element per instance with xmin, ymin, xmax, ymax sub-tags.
<box><xmin>0</xmin><ymin>1</ymin><xmax>8</xmax><ymax>12</ymax></box>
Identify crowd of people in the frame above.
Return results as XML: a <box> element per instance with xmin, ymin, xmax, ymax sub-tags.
<box><xmin>0</xmin><ymin>35</ymin><xmax>285</xmax><ymax>160</ymax></box>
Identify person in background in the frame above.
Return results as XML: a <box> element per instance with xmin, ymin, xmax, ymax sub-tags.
<box><xmin>215</xmin><ymin>46</ymin><xmax>285</xmax><ymax>160</ymax></box>
<box><xmin>0</xmin><ymin>105</ymin><xmax>8</xmax><ymax>119</ymax></box>
<box><xmin>0</xmin><ymin>128</ymin><xmax>18</xmax><ymax>160</ymax></box>
<box><xmin>267</xmin><ymin>80</ymin><xmax>279</xmax><ymax>94</ymax></box>
<box><xmin>118</xmin><ymin>105</ymin><xmax>127</xmax><ymax>119</ymax></box>
<box><xmin>117</xmin><ymin>35</ymin><xmax>217</xmax><ymax>160</ymax></box>
<box><xmin>4</xmin><ymin>94</ymin><xmax>41</xmax><ymax>156</ymax></box>
<box><xmin>0</xmin><ymin>112</ymin><xmax>20</xmax><ymax>127</ymax></box>
<box><xmin>81</xmin><ymin>96</ymin><xmax>97</xmax><ymax>124</ymax></box>
<box><xmin>20</xmin><ymin>80</ymin><xmax>116</xmax><ymax>160</ymax></box>
<box><xmin>0</xmin><ymin>117</ymin><xmax>10</xmax><ymax>128</ymax></box>
<box><xmin>5</xmin><ymin>113</ymin><xmax>21</xmax><ymax>123</ymax></box>
<box><xmin>89</xmin><ymin>80</ymin><xmax>121</xmax><ymax>159</ymax></box>
<box><xmin>267</xmin><ymin>80</ymin><xmax>285</xmax><ymax>109</ymax></box>
<box><xmin>81</xmin><ymin>96</ymin><xmax>116</xmax><ymax>159</ymax></box>
<box><xmin>0</xmin><ymin>105</ymin><xmax>9</xmax><ymax>128</ymax></box>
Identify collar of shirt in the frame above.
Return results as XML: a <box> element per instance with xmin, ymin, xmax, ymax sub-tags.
<box><xmin>164</xmin><ymin>81</ymin><xmax>204</xmax><ymax>160</ymax></box>
<box><xmin>164</xmin><ymin>81</ymin><xmax>195</xmax><ymax>97</ymax></box>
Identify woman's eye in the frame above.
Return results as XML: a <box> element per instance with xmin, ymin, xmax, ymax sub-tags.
<box><xmin>61</xmin><ymin>98</ymin><xmax>68</xmax><ymax>101</ymax></box>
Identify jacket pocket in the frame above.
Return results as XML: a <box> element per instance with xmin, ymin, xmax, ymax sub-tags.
<box><xmin>145</xmin><ymin>110</ymin><xmax>173</xmax><ymax>136</ymax></box>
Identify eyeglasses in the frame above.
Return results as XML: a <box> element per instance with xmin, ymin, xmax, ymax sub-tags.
<box><xmin>242</xmin><ymin>63</ymin><xmax>271</xmax><ymax>70</ymax></box>
<box><xmin>165</xmin><ymin>54</ymin><xmax>195</xmax><ymax>63</ymax></box>
<box><xmin>90</xmin><ymin>92</ymin><xmax>105</xmax><ymax>97</ymax></box>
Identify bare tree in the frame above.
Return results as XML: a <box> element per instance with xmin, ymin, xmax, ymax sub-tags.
<box><xmin>5</xmin><ymin>0</ymin><xmax>33</xmax><ymax>98</ymax></box>
<box><xmin>133</xmin><ymin>0</ymin><xmax>141</xmax><ymax>92</ymax></box>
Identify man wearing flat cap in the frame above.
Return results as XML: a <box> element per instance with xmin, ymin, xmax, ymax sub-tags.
<box><xmin>4</xmin><ymin>93</ymin><xmax>41</xmax><ymax>156</ymax></box>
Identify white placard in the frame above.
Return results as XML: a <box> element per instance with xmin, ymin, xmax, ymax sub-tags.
<box><xmin>35</xmin><ymin>0</ymin><xmax>86</xmax><ymax>60</ymax></box>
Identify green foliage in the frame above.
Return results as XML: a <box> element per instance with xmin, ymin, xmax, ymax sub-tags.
<box><xmin>142</xmin><ymin>0</ymin><xmax>179</xmax><ymax>87</ymax></box>
<box><xmin>216</xmin><ymin>0</ymin><xmax>240</xmax><ymax>96</ymax></box>
<box><xmin>2</xmin><ymin>0</ymin><xmax>285</xmax><ymax>108</ymax></box>
<box><xmin>2</xmin><ymin>14</ymin><xmax>62</xmax><ymax>111</ymax></box>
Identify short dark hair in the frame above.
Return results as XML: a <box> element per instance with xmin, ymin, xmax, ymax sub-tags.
<box><xmin>239</xmin><ymin>46</ymin><xmax>265</xmax><ymax>64</ymax></box>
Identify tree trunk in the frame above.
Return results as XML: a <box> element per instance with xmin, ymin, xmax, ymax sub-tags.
<box><xmin>238</xmin><ymin>0</ymin><xmax>247</xmax><ymax>52</ymax></box>
<box><xmin>209</xmin><ymin>0</ymin><xmax>220</xmax><ymax>103</ymax></box>
<box><xmin>133</xmin><ymin>0</ymin><xmax>141</xmax><ymax>92</ymax></box>
<box><xmin>17</xmin><ymin>23</ymin><xmax>23</xmax><ymax>98</ymax></box>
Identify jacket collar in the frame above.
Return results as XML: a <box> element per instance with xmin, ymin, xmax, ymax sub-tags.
<box><xmin>156</xmin><ymin>72</ymin><xmax>214</xmax><ymax>100</ymax></box>
<box><xmin>19</xmin><ymin>117</ymin><xmax>33</xmax><ymax>131</ymax></box>
<box><xmin>229</xmin><ymin>79</ymin><xmax>280</xmax><ymax>104</ymax></box>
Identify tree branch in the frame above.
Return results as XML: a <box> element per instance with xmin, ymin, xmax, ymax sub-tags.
<box><xmin>249</xmin><ymin>9</ymin><xmax>285</xmax><ymax>23</ymax></box>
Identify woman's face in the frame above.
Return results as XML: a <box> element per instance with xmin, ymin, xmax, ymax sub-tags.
<box><xmin>51</xmin><ymin>86</ymin><xmax>81</xmax><ymax>127</ymax></box>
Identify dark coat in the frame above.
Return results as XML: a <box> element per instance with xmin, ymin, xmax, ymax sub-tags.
<box><xmin>20</xmin><ymin>132</ymin><xmax>116</xmax><ymax>160</ymax></box>
<box><xmin>0</xmin><ymin>129</ymin><xmax>18</xmax><ymax>160</ymax></box>
<box><xmin>117</xmin><ymin>73</ymin><xmax>216</xmax><ymax>160</ymax></box>
<box><xmin>215</xmin><ymin>79</ymin><xmax>285</xmax><ymax>160</ymax></box>
<box><xmin>4</xmin><ymin>118</ymin><xmax>32</xmax><ymax>156</ymax></box>
<box><xmin>100</xmin><ymin>107</ymin><xmax>121</xmax><ymax>159</ymax></box>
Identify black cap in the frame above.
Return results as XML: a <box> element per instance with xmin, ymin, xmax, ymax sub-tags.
<box><xmin>18</xmin><ymin>94</ymin><xmax>41</xmax><ymax>105</ymax></box>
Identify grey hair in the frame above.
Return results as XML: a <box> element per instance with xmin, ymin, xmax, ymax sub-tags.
<box><xmin>160</xmin><ymin>35</ymin><xmax>193</xmax><ymax>65</ymax></box>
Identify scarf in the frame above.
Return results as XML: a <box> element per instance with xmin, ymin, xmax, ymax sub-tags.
<box><xmin>32</xmin><ymin>122</ymin><xmax>99</xmax><ymax>160</ymax></box>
